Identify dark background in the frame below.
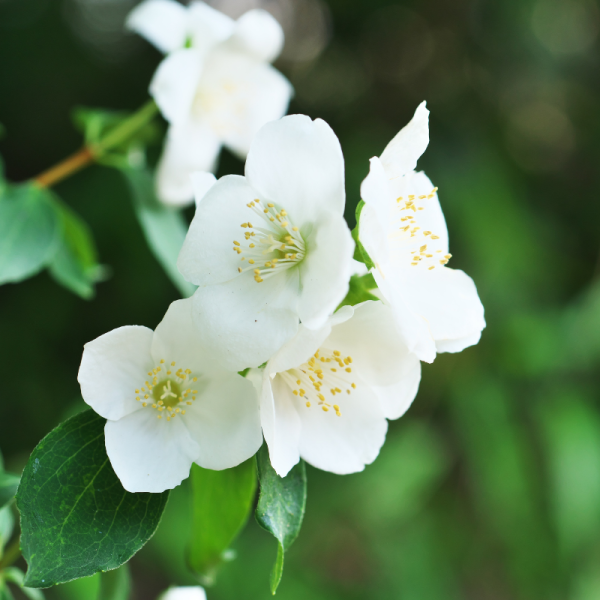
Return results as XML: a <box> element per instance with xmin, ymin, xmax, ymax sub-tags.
<box><xmin>1</xmin><ymin>0</ymin><xmax>600</xmax><ymax>598</ymax></box>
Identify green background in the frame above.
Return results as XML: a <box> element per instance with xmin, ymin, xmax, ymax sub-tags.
<box><xmin>2</xmin><ymin>0</ymin><xmax>600</xmax><ymax>598</ymax></box>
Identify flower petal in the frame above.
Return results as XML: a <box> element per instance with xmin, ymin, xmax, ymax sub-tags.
<box><xmin>178</xmin><ymin>175</ymin><xmax>260</xmax><ymax>286</ymax></box>
<box><xmin>150</xmin><ymin>48</ymin><xmax>204</xmax><ymax>126</ymax></box>
<box><xmin>151</xmin><ymin>298</ymin><xmax>215</xmax><ymax>372</ymax></box>
<box><xmin>261</xmin><ymin>374</ymin><xmax>302</xmax><ymax>477</ymax></box>
<box><xmin>245</xmin><ymin>115</ymin><xmax>345</xmax><ymax>224</ymax></box>
<box><xmin>191</xmin><ymin>269</ymin><xmax>300</xmax><ymax>370</ymax></box>
<box><xmin>379</xmin><ymin>101</ymin><xmax>429</xmax><ymax>179</ymax></box>
<box><xmin>187</xmin><ymin>1</ymin><xmax>235</xmax><ymax>53</ymax></box>
<box><xmin>295</xmin><ymin>374</ymin><xmax>388</xmax><ymax>475</ymax></box>
<box><xmin>373</xmin><ymin>269</ymin><xmax>437</xmax><ymax>363</ymax></box>
<box><xmin>105</xmin><ymin>409</ymin><xmax>200</xmax><ymax>493</ymax></box>
<box><xmin>297</xmin><ymin>210</ymin><xmax>354</xmax><ymax>329</ymax></box>
<box><xmin>126</xmin><ymin>0</ymin><xmax>187</xmax><ymax>54</ymax></box>
<box><xmin>370</xmin><ymin>358</ymin><xmax>421</xmax><ymax>420</ymax></box>
<box><xmin>436</xmin><ymin>331</ymin><xmax>482</xmax><ymax>354</ymax></box>
<box><xmin>156</xmin><ymin>119</ymin><xmax>221</xmax><ymax>207</ymax></box>
<box><xmin>160</xmin><ymin>587</ymin><xmax>207</xmax><ymax>600</ymax></box>
<box><xmin>400</xmin><ymin>266</ymin><xmax>486</xmax><ymax>351</ymax></box>
<box><xmin>325</xmin><ymin>301</ymin><xmax>416</xmax><ymax>387</ymax></box>
<box><xmin>184</xmin><ymin>372</ymin><xmax>262</xmax><ymax>470</ymax></box>
<box><xmin>227</xmin><ymin>9</ymin><xmax>285</xmax><ymax>62</ymax></box>
<box><xmin>78</xmin><ymin>326</ymin><xmax>153</xmax><ymax>421</ymax></box>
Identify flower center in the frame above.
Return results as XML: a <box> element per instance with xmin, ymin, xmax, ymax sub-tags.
<box><xmin>134</xmin><ymin>360</ymin><xmax>199</xmax><ymax>422</ymax></box>
<box><xmin>233</xmin><ymin>198</ymin><xmax>306</xmax><ymax>283</ymax></box>
<box><xmin>390</xmin><ymin>187</ymin><xmax>452</xmax><ymax>270</ymax></box>
<box><xmin>278</xmin><ymin>348</ymin><xmax>356</xmax><ymax>417</ymax></box>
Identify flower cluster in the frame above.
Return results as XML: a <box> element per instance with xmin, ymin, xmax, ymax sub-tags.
<box><xmin>79</xmin><ymin>4</ymin><xmax>485</xmax><ymax>493</ymax></box>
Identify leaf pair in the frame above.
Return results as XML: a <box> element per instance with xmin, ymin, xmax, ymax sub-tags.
<box><xmin>0</xmin><ymin>184</ymin><xmax>101</xmax><ymax>298</ymax></box>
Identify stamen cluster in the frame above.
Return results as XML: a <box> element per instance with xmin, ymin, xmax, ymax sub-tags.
<box><xmin>232</xmin><ymin>198</ymin><xmax>305</xmax><ymax>282</ymax></box>
<box><xmin>392</xmin><ymin>187</ymin><xmax>452</xmax><ymax>270</ymax></box>
<box><xmin>134</xmin><ymin>359</ymin><xmax>199</xmax><ymax>422</ymax></box>
<box><xmin>279</xmin><ymin>349</ymin><xmax>355</xmax><ymax>417</ymax></box>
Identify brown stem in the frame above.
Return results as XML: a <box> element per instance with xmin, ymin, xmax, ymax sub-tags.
<box><xmin>34</xmin><ymin>146</ymin><xmax>95</xmax><ymax>188</ymax></box>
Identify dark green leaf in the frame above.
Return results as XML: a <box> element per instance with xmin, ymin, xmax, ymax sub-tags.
<box><xmin>98</xmin><ymin>566</ymin><xmax>130</xmax><ymax>600</ymax></box>
<box><xmin>189</xmin><ymin>459</ymin><xmax>257</xmax><ymax>584</ymax></box>
<box><xmin>0</xmin><ymin>473</ymin><xmax>19</xmax><ymax>510</ymax></box>
<box><xmin>121</xmin><ymin>167</ymin><xmax>195</xmax><ymax>298</ymax></box>
<box><xmin>2</xmin><ymin>568</ymin><xmax>44</xmax><ymax>600</ymax></box>
<box><xmin>0</xmin><ymin>185</ymin><xmax>60</xmax><ymax>284</ymax></box>
<box><xmin>17</xmin><ymin>410</ymin><xmax>169</xmax><ymax>588</ymax></box>
<box><xmin>338</xmin><ymin>273</ymin><xmax>378</xmax><ymax>309</ymax></box>
<box><xmin>255</xmin><ymin>446</ymin><xmax>306</xmax><ymax>594</ymax></box>
<box><xmin>353</xmin><ymin>200</ymin><xmax>375</xmax><ymax>270</ymax></box>
<box><xmin>47</xmin><ymin>198</ymin><xmax>102</xmax><ymax>299</ymax></box>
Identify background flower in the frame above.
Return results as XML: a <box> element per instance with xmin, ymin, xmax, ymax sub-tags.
<box><xmin>128</xmin><ymin>0</ymin><xmax>293</xmax><ymax>206</ymax></box>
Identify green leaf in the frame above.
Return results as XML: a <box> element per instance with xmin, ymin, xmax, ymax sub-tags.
<box><xmin>17</xmin><ymin>410</ymin><xmax>169</xmax><ymax>588</ymax></box>
<box><xmin>255</xmin><ymin>446</ymin><xmax>306</xmax><ymax>594</ymax></box>
<box><xmin>0</xmin><ymin>472</ymin><xmax>19</xmax><ymax>510</ymax></box>
<box><xmin>0</xmin><ymin>582</ymin><xmax>15</xmax><ymax>600</ymax></box>
<box><xmin>72</xmin><ymin>107</ymin><xmax>160</xmax><ymax>150</ymax></box>
<box><xmin>338</xmin><ymin>273</ymin><xmax>378</xmax><ymax>309</ymax></box>
<box><xmin>2</xmin><ymin>568</ymin><xmax>44</xmax><ymax>600</ymax></box>
<box><xmin>97</xmin><ymin>566</ymin><xmax>130</xmax><ymax>600</ymax></box>
<box><xmin>47</xmin><ymin>197</ymin><xmax>102</xmax><ymax>299</ymax></box>
<box><xmin>188</xmin><ymin>458</ymin><xmax>257</xmax><ymax>584</ymax></box>
<box><xmin>120</xmin><ymin>167</ymin><xmax>195</xmax><ymax>298</ymax></box>
<box><xmin>353</xmin><ymin>200</ymin><xmax>375</xmax><ymax>270</ymax></box>
<box><xmin>0</xmin><ymin>185</ymin><xmax>60</xmax><ymax>285</ymax></box>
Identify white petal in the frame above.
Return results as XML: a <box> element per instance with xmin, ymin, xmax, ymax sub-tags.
<box><xmin>297</xmin><ymin>210</ymin><xmax>354</xmax><ymax>329</ymax></box>
<box><xmin>400</xmin><ymin>266</ymin><xmax>485</xmax><ymax>351</ymax></box>
<box><xmin>187</xmin><ymin>1</ymin><xmax>235</xmax><ymax>53</ymax></box>
<box><xmin>177</xmin><ymin>175</ymin><xmax>259</xmax><ymax>286</ymax></box>
<box><xmin>156</xmin><ymin>121</ymin><xmax>221</xmax><ymax>207</ymax></box>
<box><xmin>379</xmin><ymin>101</ymin><xmax>429</xmax><ymax>179</ymax></box>
<box><xmin>228</xmin><ymin>9</ymin><xmax>284</xmax><ymax>62</ymax></box>
<box><xmin>370</xmin><ymin>357</ymin><xmax>421</xmax><ymax>420</ymax></box>
<box><xmin>191</xmin><ymin>270</ymin><xmax>300</xmax><ymax>371</ymax></box>
<box><xmin>215</xmin><ymin>59</ymin><xmax>292</xmax><ymax>159</ymax></box>
<box><xmin>185</xmin><ymin>373</ymin><xmax>262</xmax><ymax>470</ymax></box>
<box><xmin>267</xmin><ymin>321</ymin><xmax>333</xmax><ymax>376</ymax></box>
<box><xmin>191</xmin><ymin>172</ymin><xmax>217</xmax><ymax>206</ymax></box>
<box><xmin>151</xmin><ymin>298</ymin><xmax>215</xmax><ymax>371</ymax></box>
<box><xmin>359</xmin><ymin>157</ymin><xmax>393</xmax><ymax>266</ymax></box>
<box><xmin>436</xmin><ymin>331</ymin><xmax>482</xmax><ymax>353</ymax></box>
<box><xmin>126</xmin><ymin>0</ymin><xmax>187</xmax><ymax>54</ymax></box>
<box><xmin>78</xmin><ymin>326</ymin><xmax>153</xmax><ymax>421</ymax></box>
<box><xmin>105</xmin><ymin>409</ymin><xmax>199</xmax><ymax>493</ymax></box>
<box><xmin>245</xmin><ymin>115</ymin><xmax>345</xmax><ymax>225</ymax></box>
<box><xmin>373</xmin><ymin>269</ymin><xmax>437</xmax><ymax>363</ymax></box>
<box><xmin>295</xmin><ymin>374</ymin><xmax>388</xmax><ymax>475</ymax></box>
<box><xmin>325</xmin><ymin>301</ymin><xmax>416</xmax><ymax>387</ymax></box>
<box><xmin>261</xmin><ymin>374</ymin><xmax>302</xmax><ymax>477</ymax></box>
<box><xmin>150</xmin><ymin>49</ymin><xmax>204</xmax><ymax>126</ymax></box>
<box><xmin>160</xmin><ymin>587</ymin><xmax>207</xmax><ymax>600</ymax></box>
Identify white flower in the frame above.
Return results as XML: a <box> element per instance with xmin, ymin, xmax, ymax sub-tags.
<box><xmin>359</xmin><ymin>102</ymin><xmax>485</xmax><ymax>363</ymax></box>
<box><xmin>77</xmin><ymin>298</ymin><xmax>262</xmax><ymax>493</ymax></box>
<box><xmin>178</xmin><ymin>115</ymin><xmax>355</xmax><ymax>371</ymax></box>
<box><xmin>252</xmin><ymin>300</ymin><xmax>421</xmax><ymax>477</ymax></box>
<box><xmin>159</xmin><ymin>586</ymin><xmax>206</xmax><ymax>600</ymax></box>
<box><xmin>127</xmin><ymin>0</ymin><xmax>293</xmax><ymax>207</ymax></box>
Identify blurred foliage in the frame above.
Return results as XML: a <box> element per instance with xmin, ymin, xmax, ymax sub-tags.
<box><xmin>1</xmin><ymin>0</ymin><xmax>600</xmax><ymax>598</ymax></box>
